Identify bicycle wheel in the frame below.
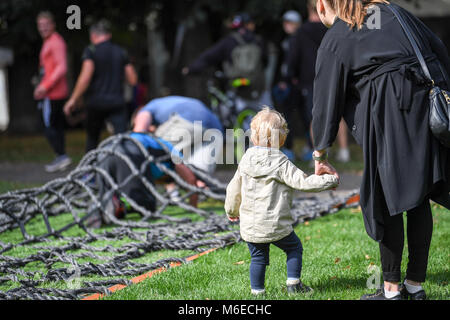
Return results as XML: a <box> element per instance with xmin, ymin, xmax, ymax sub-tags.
<box><xmin>233</xmin><ymin>108</ymin><xmax>257</xmax><ymax>162</ymax></box>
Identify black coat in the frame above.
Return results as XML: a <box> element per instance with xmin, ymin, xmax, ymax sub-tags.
<box><xmin>311</xmin><ymin>3</ymin><xmax>450</xmax><ymax>241</ymax></box>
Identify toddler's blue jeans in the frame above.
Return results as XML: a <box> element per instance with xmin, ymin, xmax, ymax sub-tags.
<box><xmin>246</xmin><ymin>231</ymin><xmax>303</xmax><ymax>290</ymax></box>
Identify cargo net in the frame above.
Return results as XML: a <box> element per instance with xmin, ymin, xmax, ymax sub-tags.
<box><xmin>0</xmin><ymin>134</ymin><xmax>359</xmax><ymax>300</ymax></box>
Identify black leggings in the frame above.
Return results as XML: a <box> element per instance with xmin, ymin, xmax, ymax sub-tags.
<box><xmin>379</xmin><ymin>198</ymin><xmax>433</xmax><ymax>283</ymax></box>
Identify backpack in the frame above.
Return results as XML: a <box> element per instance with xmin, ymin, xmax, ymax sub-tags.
<box><xmin>223</xmin><ymin>33</ymin><xmax>265</xmax><ymax>95</ymax></box>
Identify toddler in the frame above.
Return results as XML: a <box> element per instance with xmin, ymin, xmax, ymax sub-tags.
<box><xmin>225</xmin><ymin>107</ymin><xmax>339</xmax><ymax>295</ymax></box>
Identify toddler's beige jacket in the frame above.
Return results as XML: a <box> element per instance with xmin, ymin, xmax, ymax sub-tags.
<box><xmin>225</xmin><ymin>147</ymin><xmax>339</xmax><ymax>243</ymax></box>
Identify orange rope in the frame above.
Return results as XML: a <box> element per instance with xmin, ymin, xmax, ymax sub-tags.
<box><xmin>82</xmin><ymin>248</ymin><xmax>218</xmax><ymax>300</ymax></box>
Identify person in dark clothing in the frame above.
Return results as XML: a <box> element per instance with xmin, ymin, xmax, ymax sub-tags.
<box><xmin>182</xmin><ymin>13</ymin><xmax>267</xmax><ymax>100</ymax></box>
<box><xmin>286</xmin><ymin>1</ymin><xmax>328</xmax><ymax>162</ymax></box>
<box><xmin>311</xmin><ymin>0</ymin><xmax>450</xmax><ymax>300</ymax></box>
<box><xmin>64</xmin><ymin>20</ymin><xmax>137</xmax><ymax>153</ymax></box>
<box><xmin>288</xmin><ymin>0</ymin><xmax>351</xmax><ymax>163</ymax></box>
<box><xmin>272</xmin><ymin>10</ymin><xmax>302</xmax><ymax>161</ymax></box>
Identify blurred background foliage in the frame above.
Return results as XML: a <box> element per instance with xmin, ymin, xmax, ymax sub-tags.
<box><xmin>0</xmin><ymin>0</ymin><xmax>436</xmax><ymax>134</ymax></box>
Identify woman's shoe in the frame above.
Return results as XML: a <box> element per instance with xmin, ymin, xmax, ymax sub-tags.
<box><xmin>360</xmin><ymin>288</ymin><xmax>402</xmax><ymax>300</ymax></box>
<box><xmin>399</xmin><ymin>284</ymin><xmax>427</xmax><ymax>300</ymax></box>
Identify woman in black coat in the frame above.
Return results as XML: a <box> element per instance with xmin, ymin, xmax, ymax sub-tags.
<box><xmin>311</xmin><ymin>0</ymin><xmax>450</xmax><ymax>300</ymax></box>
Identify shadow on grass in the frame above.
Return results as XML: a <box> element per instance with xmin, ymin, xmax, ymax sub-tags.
<box><xmin>314</xmin><ymin>275</ymin><xmax>369</xmax><ymax>292</ymax></box>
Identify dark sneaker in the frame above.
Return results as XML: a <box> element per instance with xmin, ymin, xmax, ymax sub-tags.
<box><xmin>399</xmin><ymin>284</ymin><xmax>427</xmax><ymax>300</ymax></box>
<box><xmin>361</xmin><ymin>288</ymin><xmax>402</xmax><ymax>300</ymax></box>
<box><xmin>45</xmin><ymin>155</ymin><xmax>72</xmax><ymax>173</ymax></box>
<box><xmin>287</xmin><ymin>282</ymin><xmax>314</xmax><ymax>295</ymax></box>
<box><xmin>103</xmin><ymin>194</ymin><xmax>126</xmax><ymax>225</ymax></box>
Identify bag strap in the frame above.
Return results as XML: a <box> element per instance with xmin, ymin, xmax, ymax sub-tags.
<box><xmin>388</xmin><ymin>4</ymin><xmax>434</xmax><ymax>83</ymax></box>
<box><xmin>231</xmin><ymin>32</ymin><xmax>247</xmax><ymax>46</ymax></box>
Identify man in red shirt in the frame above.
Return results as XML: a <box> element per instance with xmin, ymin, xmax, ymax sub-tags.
<box><xmin>35</xmin><ymin>11</ymin><xmax>71</xmax><ymax>173</ymax></box>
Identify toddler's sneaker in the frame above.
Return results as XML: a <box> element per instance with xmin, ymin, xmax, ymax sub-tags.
<box><xmin>287</xmin><ymin>281</ymin><xmax>314</xmax><ymax>295</ymax></box>
<box><xmin>251</xmin><ymin>289</ymin><xmax>266</xmax><ymax>296</ymax></box>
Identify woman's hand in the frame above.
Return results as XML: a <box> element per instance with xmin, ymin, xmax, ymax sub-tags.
<box><xmin>313</xmin><ymin>150</ymin><xmax>340</xmax><ymax>178</ymax></box>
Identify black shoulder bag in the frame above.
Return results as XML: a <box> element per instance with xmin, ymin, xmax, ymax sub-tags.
<box><xmin>389</xmin><ymin>4</ymin><xmax>450</xmax><ymax>147</ymax></box>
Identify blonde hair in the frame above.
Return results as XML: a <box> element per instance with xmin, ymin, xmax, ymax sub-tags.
<box><xmin>250</xmin><ymin>107</ymin><xmax>289</xmax><ymax>148</ymax></box>
<box><xmin>325</xmin><ymin>0</ymin><xmax>389</xmax><ymax>29</ymax></box>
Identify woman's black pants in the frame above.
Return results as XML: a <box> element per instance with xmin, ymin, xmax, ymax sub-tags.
<box><xmin>379</xmin><ymin>199</ymin><xmax>433</xmax><ymax>283</ymax></box>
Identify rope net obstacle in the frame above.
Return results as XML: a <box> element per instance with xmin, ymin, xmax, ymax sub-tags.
<box><xmin>0</xmin><ymin>134</ymin><xmax>359</xmax><ymax>300</ymax></box>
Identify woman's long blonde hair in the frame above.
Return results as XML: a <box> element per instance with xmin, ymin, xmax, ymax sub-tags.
<box><xmin>323</xmin><ymin>0</ymin><xmax>389</xmax><ymax>29</ymax></box>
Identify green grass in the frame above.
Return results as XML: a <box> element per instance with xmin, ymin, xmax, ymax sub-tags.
<box><xmin>0</xmin><ymin>136</ymin><xmax>446</xmax><ymax>300</ymax></box>
<box><xmin>1</xmin><ymin>205</ymin><xmax>448</xmax><ymax>300</ymax></box>
<box><xmin>0</xmin><ymin>129</ymin><xmax>110</xmax><ymax>163</ymax></box>
<box><xmin>0</xmin><ymin>181</ymin><xmax>448</xmax><ymax>300</ymax></box>
<box><xmin>0</xmin><ymin>181</ymin><xmax>39</xmax><ymax>193</ymax></box>
<box><xmin>0</xmin><ymin>199</ymin><xmax>223</xmax><ymax>295</ymax></box>
<box><xmin>102</xmin><ymin>205</ymin><xmax>449</xmax><ymax>301</ymax></box>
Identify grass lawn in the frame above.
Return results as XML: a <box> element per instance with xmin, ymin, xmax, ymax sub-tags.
<box><xmin>102</xmin><ymin>205</ymin><xmax>449</xmax><ymax>301</ymax></box>
<box><xmin>0</xmin><ymin>130</ymin><xmax>106</xmax><ymax>164</ymax></box>
<box><xmin>0</xmin><ymin>135</ymin><xmax>447</xmax><ymax>300</ymax></box>
<box><xmin>0</xmin><ymin>180</ymin><xmax>447</xmax><ymax>300</ymax></box>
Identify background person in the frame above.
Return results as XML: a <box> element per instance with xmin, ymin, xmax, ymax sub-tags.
<box><xmin>64</xmin><ymin>20</ymin><xmax>137</xmax><ymax>153</ymax></box>
<box><xmin>35</xmin><ymin>11</ymin><xmax>71</xmax><ymax>173</ymax></box>
<box><xmin>91</xmin><ymin>129</ymin><xmax>205</xmax><ymax>228</ymax></box>
<box><xmin>182</xmin><ymin>13</ymin><xmax>267</xmax><ymax>102</ymax></box>
<box><xmin>287</xmin><ymin>0</ymin><xmax>350</xmax><ymax>163</ymax></box>
<box><xmin>311</xmin><ymin>0</ymin><xmax>450</xmax><ymax>300</ymax></box>
<box><xmin>133</xmin><ymin>96</ymin><xmax>224</xmax><ymax>174</ymax></box>
<box><xmin>272</xmin><ymin>10</ymin><xmax>302</xmax><ymax>161</ymax></box>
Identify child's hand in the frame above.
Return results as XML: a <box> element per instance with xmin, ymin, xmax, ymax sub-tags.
<box><xmin>315</xmin><ymin>160</ymin><xmax>339</xmax><ymax>179</ymax></box>
<box><xmin>228</xmin><ymin>216</ymin><xmax>240</xmax><ymax>222</ymax></box>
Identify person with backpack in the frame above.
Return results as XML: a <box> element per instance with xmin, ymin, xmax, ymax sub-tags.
<box><xmin>182</xmin><ymin>13</ymin><xmax>267</xmax><ymax>101</ymax></box>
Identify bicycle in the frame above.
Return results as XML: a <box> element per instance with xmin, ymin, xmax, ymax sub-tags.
<box><xmin>207</xmin><ymin>71</ymin><xmax>262</xmax><ymax>161</ymax></box>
